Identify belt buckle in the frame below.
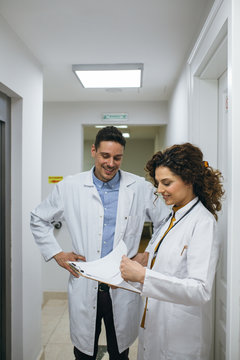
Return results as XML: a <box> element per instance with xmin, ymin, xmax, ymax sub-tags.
<box><xmin>98</xmin><ymin>283</ymin><xmax>109</xmax><ymax>292</ymax></box>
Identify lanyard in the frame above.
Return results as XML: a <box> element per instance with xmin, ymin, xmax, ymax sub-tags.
<box><xmin>152</xmin><ymin>199</ymin><xmax>200</xmax><ymax>261</ymax></box>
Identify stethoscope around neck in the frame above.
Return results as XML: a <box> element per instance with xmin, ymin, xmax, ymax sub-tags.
<box><xmin>150</xmin><ymin>199</ymin><xmax>200</xmax><ymax>250</ymax></box>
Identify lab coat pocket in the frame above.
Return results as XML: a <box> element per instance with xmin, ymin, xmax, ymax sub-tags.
<box><xmin>167</xmin><ymin>304</ymin><xmax>201</xmax><ymax>356</ymax></box>
<box><xmin>124</xmin><ymin>215</ymin><xmax>142</xmax><ymax>237</ymax></box>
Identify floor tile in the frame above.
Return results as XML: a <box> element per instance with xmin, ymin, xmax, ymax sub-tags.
<box><xmin>42</xmin><ymin>297</ymin><xmax>138</xmax><ymax>359</ymax></box>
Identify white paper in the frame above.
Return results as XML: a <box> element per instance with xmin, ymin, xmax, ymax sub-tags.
<box><xmin>68</xmin><ymin>240</ymin><xmax>140</xmax><ymax>293</ymax></box>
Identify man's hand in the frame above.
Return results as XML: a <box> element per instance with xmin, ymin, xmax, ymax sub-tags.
<box><xmin>120</xmin><ymin>255</ymin><xmax>146</xmax><ymax>284</ymax></box>
<box><xmin>53</xmin><ymin>251</ymin><xmax>86</xmax><ymax>278</ymax></box>
<box><xmin>131</xmin><ymin>252</ymin><xmax>149</xmax><ymax>267</ymax></box>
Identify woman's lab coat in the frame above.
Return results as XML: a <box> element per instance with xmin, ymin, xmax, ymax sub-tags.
<box><xmin>137</xmin><ymin>198</ymin><xmax>220</xmax><ymax>360</ymax></box>
<box><xmin>30</xmin><ymin>169</ymin><xmax>168</xmax><ymax>356</ymax></box>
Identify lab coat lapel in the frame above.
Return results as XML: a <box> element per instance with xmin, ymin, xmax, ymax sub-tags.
<box><xmin>83</xmin><ymin>168</ymin><xmax>102</xmax><ymax>203</ymax></box>
<box><xmin>114</xmin><ymin>171</ymin><xmax>135</xmax><ymax>246</ymax></box>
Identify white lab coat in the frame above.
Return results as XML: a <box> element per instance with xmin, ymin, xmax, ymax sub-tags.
<box><xmin>30</xmin><ymin>169</ymin><xmax>169</xmax><ymax>355</ymax></box>
<box><xmin>137</xmin><ymin>198</ymin><xmax>220</xmax><ymax>360</ymax></box>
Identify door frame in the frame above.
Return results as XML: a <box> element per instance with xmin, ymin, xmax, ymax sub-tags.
<box><xmin>187</xmin><ymin>0</ymin><xmax>229</xmax><ymax>358</ymax></box>
<box><xmin>0</xmin><ymin>91</ymin><xmax>11</xmax><ymax>360</ymax></box>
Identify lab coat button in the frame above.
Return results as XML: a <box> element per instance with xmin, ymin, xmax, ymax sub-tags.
<box><xmin>125</xmin><ymin>217</ymin><xmax>127</xmax><ymax>220</ymax></box>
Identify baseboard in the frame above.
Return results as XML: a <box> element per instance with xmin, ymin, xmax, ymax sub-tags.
<box><xmin>42</xmin><ymin>291</ymin><xmax>68</xmax><ymax>307</ymax></box>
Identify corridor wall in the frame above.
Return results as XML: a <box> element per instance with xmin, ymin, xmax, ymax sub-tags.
<box><xmin>0</xmin><ymin>15</ymin><xmax>43</xmax><ymax>360</ymax></box>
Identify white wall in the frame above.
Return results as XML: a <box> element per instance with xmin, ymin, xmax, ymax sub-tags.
<box><xmin>43</xmin><ymin>101</ymin><xmax>168</xmax><ymax>199</ymax></box>
<box><xmin>0</xmin><ymin>15</ymin><xmax>43</xmax><ymax>360</ymax></box>
<box><xmin>166</xmin><ymin>64</ymin><xmax>189</xmax><ymax>146</ymax></box>
<box><xmin>42</xmin><ymin>101</ymin><xmax>167</xmax><ymax>291</ymax></box>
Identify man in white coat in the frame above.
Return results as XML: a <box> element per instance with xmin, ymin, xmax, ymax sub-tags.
<box><xmin>30</xmin><ymin>126</ymin><xmax>168</xmax><ymax>360</ymax></box>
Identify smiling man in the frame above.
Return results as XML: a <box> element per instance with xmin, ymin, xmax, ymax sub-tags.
<box><xmin>30</xmin><ymin>126</ymin><xmax>169</xmax><ymax>360</ymax></box>
<box><xmin>91</xmin><ymin>139</ymin><xmax>124</xmax><ymax>183</ymax></box>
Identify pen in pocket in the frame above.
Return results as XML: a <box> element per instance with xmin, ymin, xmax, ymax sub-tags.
<box><xmin>181</xmin><ymin>245</ymin><xmax>188</xmax><ymax>256</ymax></box>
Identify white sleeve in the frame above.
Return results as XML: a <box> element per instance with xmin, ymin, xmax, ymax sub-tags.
<box><xmin>141</xmin><ymin>217</ymin><xmax>220</xmax><ymax>306</ymax></box>
<box><xmin>30</xmin><ymin>183</ymin><xmax>64</xmax><ymax>261</ymax></box>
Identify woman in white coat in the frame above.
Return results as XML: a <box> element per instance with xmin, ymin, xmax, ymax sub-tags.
<box><xmin>120</xmin><ymin>143</ymin><xmax>224</xmax><ymax>360</ymax></box>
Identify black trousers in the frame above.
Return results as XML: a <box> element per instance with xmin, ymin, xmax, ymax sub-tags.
<box><xmin>74</xmin><ymin>288</ymin><xmax>129</xmax><ymax>360</ymax></box>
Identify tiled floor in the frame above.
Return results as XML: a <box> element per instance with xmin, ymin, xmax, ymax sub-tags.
<box><xmin>42</xmin><ymin>298</ymin><xmax>138</xmax><ymax>360</ymax></box>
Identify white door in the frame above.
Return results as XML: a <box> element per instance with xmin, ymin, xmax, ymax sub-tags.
<box><xmin>214</xmin><ymin>71</ymin><xmax>228</xmax><ymax>360</ymax></box>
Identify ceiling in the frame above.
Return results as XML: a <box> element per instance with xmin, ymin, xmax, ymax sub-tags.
<box><xmin>0</xmin><ymin>0</ymin><xmax>213</xmax><ymax>103</ymax></box>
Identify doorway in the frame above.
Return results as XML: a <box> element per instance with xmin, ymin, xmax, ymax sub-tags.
<box><xmin>83</xmin><ymin>125</ymin><xmax>166</xmax><ymax>177</ymax></box>
<box><xmin>214</xmin><ymin>71</ymin><xmax>228</xmax><ymax>360</ymax></box>
<box><xmin>0</xmin><ymin>91</ymin><xmax>11</xmax><ymax>360</ymax></box>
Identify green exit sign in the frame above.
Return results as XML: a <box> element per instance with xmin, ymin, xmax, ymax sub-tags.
<box><xmin>102</xmin><ymin>113</ymin><xmax>128</xmax><ymax>121</ymax></box>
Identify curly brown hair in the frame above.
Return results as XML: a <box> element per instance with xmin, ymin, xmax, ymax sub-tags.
<box><xmin>145</xmin><ymin>143</ymin><xmax>224</xmax><ymax>220</ymax></box>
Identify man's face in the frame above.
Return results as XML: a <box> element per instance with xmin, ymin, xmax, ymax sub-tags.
<box><xmin>91</xmin><ymin>141</ymin><xmax>124</xmax><ymax>182</ymax></box>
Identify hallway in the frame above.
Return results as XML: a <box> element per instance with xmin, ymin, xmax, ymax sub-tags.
<box><xmin>1</xmin><ymin>0</ymin><xmax>240</xmax><ymax>359</ymax></box>
<box><xmin>42</xmin><ymin>296</ymin><xmax>138</xmax><ymax>360</ymax></box>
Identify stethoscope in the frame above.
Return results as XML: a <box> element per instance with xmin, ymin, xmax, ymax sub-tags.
<box><xmin>150</xmin><ymin>199</ymin><xmax>200</xmax><ymax>263</ymax></box>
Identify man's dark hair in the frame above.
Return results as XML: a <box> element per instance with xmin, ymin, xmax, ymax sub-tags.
<box><xmin>94</xmin><ymin>126</ymin><xmax>126</xmax><ymax>150</ymax></box>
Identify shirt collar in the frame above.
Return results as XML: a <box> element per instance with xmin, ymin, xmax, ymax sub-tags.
<box><xmin>172</xmin><ymin>197</ymin><xmax>199</xmax><ymax>220</ymax></box>
<box><xmin>92</xmin><ymin>168</ymin><xmax>120</xmax><ymax>189</ymax></box>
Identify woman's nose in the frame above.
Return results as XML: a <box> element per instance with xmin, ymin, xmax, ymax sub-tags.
<box><xmin>157</xmin><ymin>183</ymin><xmax>164</xmax><ymax>193</ymax></box>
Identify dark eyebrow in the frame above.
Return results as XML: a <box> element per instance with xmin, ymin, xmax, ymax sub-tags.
<box><xmin>100</xmin><ymin>152</ymin><xmax>123</xmax><ymax>157</ymax></box>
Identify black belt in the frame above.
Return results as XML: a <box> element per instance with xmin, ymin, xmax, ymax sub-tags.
<box><xmin>98</xmin><ymin>283</ymin><xmax>109</xmax><ymax>292</ymax></box>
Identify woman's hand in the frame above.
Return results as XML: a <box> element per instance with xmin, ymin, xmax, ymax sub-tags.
<box><xmin>120</xmin><ymin>255</ymin><xmax>146</xmax><ymax>284</ymax></box>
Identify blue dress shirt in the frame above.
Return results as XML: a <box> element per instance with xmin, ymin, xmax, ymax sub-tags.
<box><xmin>92</xmin><ymin>170</ymin><xmax>120</xmax><ymax>257</ymax></box>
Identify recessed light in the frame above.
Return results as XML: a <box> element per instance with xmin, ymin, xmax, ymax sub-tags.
<box><xmin>72</xmin><ymin>64</ymin><xmax>143</xmax><ymax>89</ymax></box>
<box><xmin>95</xmin><ymin>125</ymin><xmax>128</xmax><ymax>129</ymax></box>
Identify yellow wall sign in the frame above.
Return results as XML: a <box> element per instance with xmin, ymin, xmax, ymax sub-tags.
<box><xmin>48</xmin><ymin>176</ymin><xmax>63</xmax><ymax>184</ymax></box>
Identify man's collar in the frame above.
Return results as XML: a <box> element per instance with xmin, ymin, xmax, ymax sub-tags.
<box><xmin>92</xmin><ymin>168</ymin><xmax>120</xmax><ymax>189</ymax></box>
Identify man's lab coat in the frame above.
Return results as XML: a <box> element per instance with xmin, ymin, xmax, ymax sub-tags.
<box><xmin>30</xmin><ymin>169</ymin><xmax>168</xmax><ymax>355</ymax></box>
<box><xmin>137</xmin><ymin>198</ymin><xmax>220</xmax><ymax>360</ymax></box>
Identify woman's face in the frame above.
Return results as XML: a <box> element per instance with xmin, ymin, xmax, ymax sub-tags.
<box><xmin>155</xmin><ymin>166</ymin><xmax>195</xmax><ymax>207</ymax></box>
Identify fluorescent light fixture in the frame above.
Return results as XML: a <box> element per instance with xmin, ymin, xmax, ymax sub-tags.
<box><xmin>95</xmin><ymin>125</ymin><xmax>128</xmax><ymax>129</ymax></box>
<box><xmin>72</xmin><ymin>64</ymin><xmax>143</xmax><ymax>88</ymax></box>
<box><xmin>122</xmin><ymin>133</ymin><xmax>130</xmax><ymax>138</ymax></box>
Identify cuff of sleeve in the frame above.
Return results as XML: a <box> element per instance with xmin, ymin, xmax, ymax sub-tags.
<box><xmin>141</xmin><ymin>268</ymin><xmax>152</xmax><ymax>296</ymax></box>
<box><xmin>42</xmin><ymin>244</ymin><xmax>63</xmax><ymax>262</ymax></box>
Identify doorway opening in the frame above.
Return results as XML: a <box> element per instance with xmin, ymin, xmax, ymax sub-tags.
<box><xmin>83</xmin><ymin>125</ymin><xmax>166</xmax><ymax>178</ymax></box>
<box><xmin>83</xmin><ymin>124</ymin><xmax>166</xmax><ymax>251</ymax></box>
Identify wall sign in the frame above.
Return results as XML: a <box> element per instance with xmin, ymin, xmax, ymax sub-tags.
<box><xmin>48</xmin><ymin>176</ymin><xmax>63</xmax><ymax>184</ymax></box>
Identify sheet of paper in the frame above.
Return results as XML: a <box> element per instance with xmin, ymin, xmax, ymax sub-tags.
<box><xmin>68</xmin><ymin>240</ymin><xmax>140</xmax><ymax>294</ymax></box>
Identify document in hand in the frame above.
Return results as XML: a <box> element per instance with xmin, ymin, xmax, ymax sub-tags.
<box><xmin>68</xmin><ymin>240</ymin><xmax>140</xmax><ymax>294</ymax></box>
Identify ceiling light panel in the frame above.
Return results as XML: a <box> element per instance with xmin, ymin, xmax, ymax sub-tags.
<box><xmin>72</xmin><ymin>63</ymin><xmax>143</xmax><ymax>89</ymax></box>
